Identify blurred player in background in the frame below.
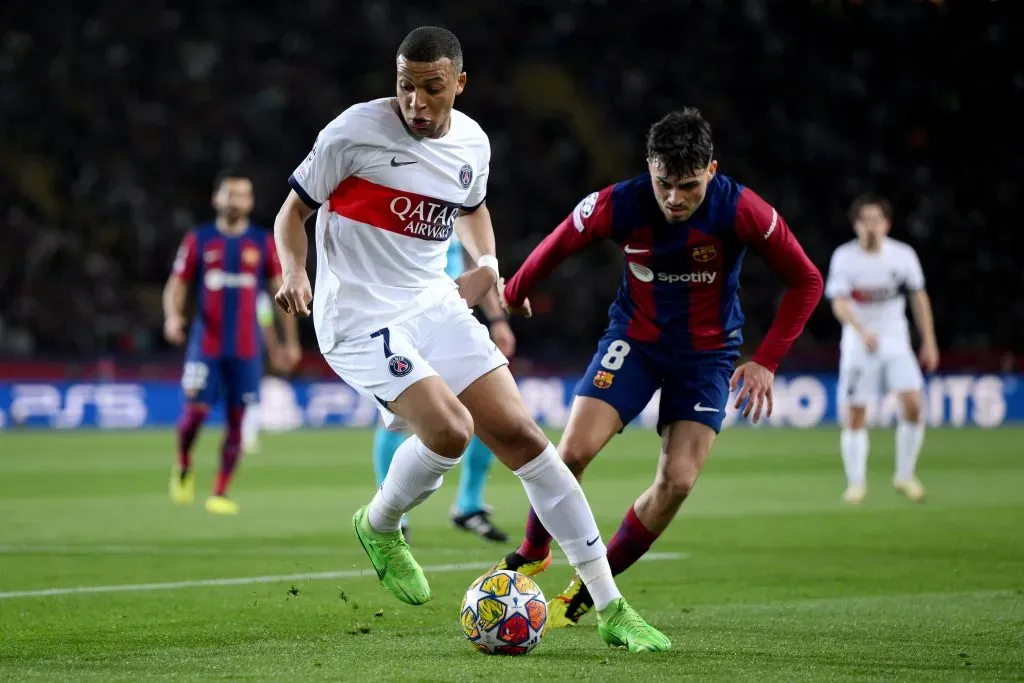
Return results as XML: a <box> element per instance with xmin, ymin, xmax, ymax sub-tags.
<box><xmin>825</xmin><ymin>196</ymin><xmax>939</xmax><ymax>504</ymax></box>
<box><xmin>241</xmin><ymin>291</ymin><xmax>301</xmax><ymax>455</ymax></box>
<box><xmin>372</xmin><ymin>234</ymin><xmax>514</xmax><ymax>543</ymax></box>
<box><xmin>163</xmin><ymin>170</ymin><xmax>300</xmax><ymax>515</ymax></box>
<box><xmin>273</xmin><ymin>26</ymin><xmax>670</xmax><ymax>651</ymax></box>
<box><xmin>496</xmin><ymin>108</ymin><xmax>823</xmax><ymax>627</ymax></box>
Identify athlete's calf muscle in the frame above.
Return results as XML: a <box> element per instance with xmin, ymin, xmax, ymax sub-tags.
<box><xmin>458</xmin><ymin>366</ymin><xmax>547</xmax><ymax>470</ymax></box>
<box><xmin>634</xmin><ymin>420</ymin><xmax>716</xmax><ymax>534</ymax></box>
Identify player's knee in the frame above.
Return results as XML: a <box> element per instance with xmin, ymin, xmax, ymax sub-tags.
<box><xmin>847</xmin><ymin>406</ymin><xmax>868</xmax><ymax>430</ymax></box>
<box><xmin>654</xmin><ymin>451</ymin><xmax>704</xmax><ymax>504</ymax></box>
<box><xmin>901</xmin><ymin>393</ymin><xmax>923</xmax><ymax>423</ymax></box>
<box><xmin>656</xmin><ymin>467</ymin><xmax>699</xmax><ymax>504</ymax></box>
<box><xmin>558</xmin><ymin>440</ymin><xmax>598</xmax><ymax>478</ymax></box>
<box><xmin>420</xmin><ymin>405</ymin><xmax>474</xmax><ymax>458</ymax></box>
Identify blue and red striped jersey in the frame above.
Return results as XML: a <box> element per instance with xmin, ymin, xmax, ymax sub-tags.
<box><xmin>171</xmin><ymin>223</ymin><xmax>282</xmax><ymax>360</ymax></box>
<box><xmin>504</xmin><ymin>172</ymin><xmax>822</xmax><ymax>371</ymax></box>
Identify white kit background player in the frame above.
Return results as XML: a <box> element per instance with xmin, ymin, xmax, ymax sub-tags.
<box><xmin>270</xmin><ymin>26</ymin><xmax>670</xmax><ymax>652</ymax></box>
<box><xmin>825</xmin><ymin>195</ymin><xmax>940</xmax><ymax>504</ymax></box>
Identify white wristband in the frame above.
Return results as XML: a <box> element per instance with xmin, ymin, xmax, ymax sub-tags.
<box><xmin>477</xmin><ymin>255</ymin><xmax>499</xmax><ymax>281</ymax></box>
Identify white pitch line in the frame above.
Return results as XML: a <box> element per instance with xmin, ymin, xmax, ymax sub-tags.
<box><xmin>0</xmin><ymin>544</ymin><xmax>340</xmax><ymax>557</ymax></box>
<box><xmin>0</xmin><ymin>552</ymin><xmax>686</xmax><ymax>600</ymax></box>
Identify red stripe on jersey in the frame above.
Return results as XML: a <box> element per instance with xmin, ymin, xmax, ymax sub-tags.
<box><xmin>624</xmin><ymin>226</ymin><xmax>660</xmax><ymax>343</ymax></box>
<box><xmin>328</xmin><ymin>176</ymin><xmax>461</xmax><ymax>242</ymax></box>
<box><xmin>200</xmin><ymin>237</ymin><xmax>225</xmax><ymax>357</ymax></box>
<box><xmin>173</xmin><ymin>232</ymin><xmax>198</xmax><ymax>281</ymax></box>
<box><xmin>685</xmin><ymin>230</ymin><xmax>726</xmax><ymax>351</ymax></box>
<box><xmin>236</xmin><ymin>237</ymin><xmax>260</xmax><ymax>359</ymax></box>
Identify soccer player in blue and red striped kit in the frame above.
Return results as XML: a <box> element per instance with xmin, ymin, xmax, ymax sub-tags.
<box><xmin>163</xmin><ymin>170</ymin><xmax>300</xmax><ymax>515</ymax></box>
<box><xmin>495</xmin><ymin>108</ymin><xmax>824</xmax><ymax>626</ymax></box>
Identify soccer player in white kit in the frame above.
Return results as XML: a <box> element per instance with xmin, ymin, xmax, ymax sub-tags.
<box><xmin>825</xmin><ymin>196</ymin><xmax>940</xmax><ymax>504</ymax></box>
<box><xmin>271</xmin><ymin>26</ymin><xmax>669</xmax><ymax>652</ymax></box>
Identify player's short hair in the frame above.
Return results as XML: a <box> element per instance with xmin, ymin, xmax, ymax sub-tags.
<box><xmin>848</xmin><ymin>194</ymin><xmax>893</xmax><ymax>224</ymax></box>
<box><xmin>397</xmin><ymin>26</ymin><xmax>463</xmax><ymax>73</ymax></box>
<box><xmin>646</xmin><ymin>108</ymin><xmax>714</xmax><ymax>178</ymax></box>
<box><xmin>214</xmin><ymin>169</ymin><xmax>250</xmax><ymax>191</ymax></box>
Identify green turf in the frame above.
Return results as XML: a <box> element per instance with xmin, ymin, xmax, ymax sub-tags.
<box><xmin>1</xmin><ymin>427</ymin><xmax>1022</xmax><ymax>681</ymax></box>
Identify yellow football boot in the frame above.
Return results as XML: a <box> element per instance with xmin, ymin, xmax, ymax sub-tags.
<box><xmin>205</xmin><ymin>495</ymin><xmax>239</xmax><ymax>515</ymax></box>
<box><xmin>170</xmin><ymin>467</ymin><xmax>195</xmax><ymax>505</ymax></box>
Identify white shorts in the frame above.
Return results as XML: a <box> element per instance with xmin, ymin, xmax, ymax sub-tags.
<box><xmin>322</xmin><ymin>294</ymin><xmax>507</xmax><ymax>430</ymax></box>
<box><xmin>838</xmin><ymin>347</ymin><xmax>924</xmax><ymax>407</ymax></box>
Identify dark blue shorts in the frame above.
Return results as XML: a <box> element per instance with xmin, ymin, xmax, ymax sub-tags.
<box><xmin>575</xmin><ymin>333</ymin><xmax>737</xmax><ymax>434</ymax></box>
<box><xmin>180</xmin><ymin>355</ymin><xmax>262</xmax><ymax>408</ymax></box>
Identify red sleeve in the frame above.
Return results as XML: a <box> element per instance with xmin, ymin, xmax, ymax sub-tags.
<box><xmin>265</xmin><ymin>232</ymin><xmax>283</xmax><ymax>279</ymax></box>
<box><xmin>171</xmin><ymin>232</ymin><xmax>198</xmax><ymax>282</ymax></box>
<box><xmin>504</xmin><ymin>186</ymin><xmax>614</xmax><ymax>307</ymax></box>
<box><xmin>734</xmin><ymin>188</ymin><xmax>823</xmax><ymax>372</ymax></box>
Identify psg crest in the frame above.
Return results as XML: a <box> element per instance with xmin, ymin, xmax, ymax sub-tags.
<box><xmin>388</xmin><ymin>355</ymin><xmax>414</xmax><ymax>378</ymax></box>
<box><xmin>459</xmin><ymin>164</ymin><xmax>473</xmax><ymax>189</ymax></box>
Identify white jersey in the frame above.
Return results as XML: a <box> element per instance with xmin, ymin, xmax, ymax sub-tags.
<box><xmin>289</xmin><ymin>98</ymin><xmax>490</xmax><ymax>352</ymax></box>
<box><xmin>825</xmin><ymin>237</ymin><xmax>925</xmax><ymax>356</ymax></box>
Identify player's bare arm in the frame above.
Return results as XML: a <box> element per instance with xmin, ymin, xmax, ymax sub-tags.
<box><xmin>830</xmin><ymin>296</ymin><xmax>879</xmax><ymax>352</ymax></box>
<box><xmin>267</xmin><ymin>274</ymin><xmax>302</xmax><ymax>370</ymax></box>
<box><xmin>273</xmin><ymin>190</ymin><xmax>315</xmax><ymax>318</ymax></box>
<box><xmin>453</xmin><ymin>204</ymin><xmax>499</xmax><ymax>307</ymax></box>
<box><xmin>908</xmin><ymin>289</ymin><xmax>939</xmax><ymax>371</ymax></box>
<box><xmin>162</xmin><ymin>274</ymin><xmax>188</xmax><ymax>346</ymax></box>
<box><xmin>462</xmin><ymin>246</ymin><xmax>515</xmax><ymax>356</ymax></box>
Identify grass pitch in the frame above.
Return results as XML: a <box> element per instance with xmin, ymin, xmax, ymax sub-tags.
<box><xmin>1</xmin><ymin>426</ymin><xmax>1022</xmax><ymax>681</ymax></box>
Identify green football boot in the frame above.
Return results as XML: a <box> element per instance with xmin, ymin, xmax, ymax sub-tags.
<box><xmin>352</xmin><ymin>505</ymin><xmax>430</xmax><ymax>605</ymax></box>
<box><xmin>597</xmin><ymin>597</ymin><xmax>672</xmax><ymax>653</ymax></box>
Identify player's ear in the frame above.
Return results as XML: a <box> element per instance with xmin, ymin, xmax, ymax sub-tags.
<box><xmin>708</xmin><ymin>159</ymin><xmax>719</xmax><ymax>178</ymax></box>
<box><xmin>455</xmin><ymin>71</ymin><xmax>467</xmax><ymax>96</ymax></box>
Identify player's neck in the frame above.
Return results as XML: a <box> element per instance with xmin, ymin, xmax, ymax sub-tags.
<box><xmin>858</xmin><ymin>239</ymin><xmax>883</xmax><ymax>254</ymax></box>
<box><xmin>216</xmin><ymin>217</ymin><xmax>249</xmax><ymax>236</ymax></box>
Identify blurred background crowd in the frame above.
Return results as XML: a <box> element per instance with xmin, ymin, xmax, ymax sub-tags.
<box><xmin>1</xmin><ymin>0</ymin><xmax>1019</xmax><ymax>371</ymax></box>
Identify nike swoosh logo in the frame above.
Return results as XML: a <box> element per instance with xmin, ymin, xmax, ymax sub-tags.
<box><xmin>623</xmin><ymin>245</ymin><xmax>649</xmax><ymax>254</ymax></box>
<box><xmin>390</xmin><ymin>157</ymin><xmax>417</xmax><ymax>167</ymax></box>
<box><xmin>693</xmin><ymin>402</ymin><xmax>720</xmax><ymax>413</ymax></box>
<box><xmin>586</xmin><ymin>536</ymin><xmax>600</xmax><ymax>546</ymax></box>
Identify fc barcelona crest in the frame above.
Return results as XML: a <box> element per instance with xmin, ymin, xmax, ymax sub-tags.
<box><xmin>459</xmin><ymin>164</ymin><xmax>473</xmax><ymax>189</ymax></box>
<box><xmin>593</xmin><ymin>371</ymin><xmax>614</xmax><ymax>389</ymax></box>
<box><xmin>242</xmin><ymin>247</ymin><xmax>261</xmax><ymax>266</ymax></box>
<box><xmin>692</xmin><ymin>244</ymin><xmax>716</xmax><ymax>262</ymax></box>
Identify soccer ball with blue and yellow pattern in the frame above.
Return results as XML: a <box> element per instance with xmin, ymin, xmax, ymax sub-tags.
<box><xmin>460</xmin><ymin>569</ymin><xmax>547</xmax><ymax>655</ymax></box>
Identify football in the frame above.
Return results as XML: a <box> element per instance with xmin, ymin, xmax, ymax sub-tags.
<box><xmin>459</xmin><ymin>569</ymin><xmax>547</xmax><ymax>655</ymax></box>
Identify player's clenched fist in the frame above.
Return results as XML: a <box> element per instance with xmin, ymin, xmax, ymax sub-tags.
<box><xmin>498</xmin><ymin>277</ymin><xmax>531</xmax><ymax>318</ymax></box>
<box><xmin>163</xmin><ymin>314</ymin><xmax>187</xmax><ymax>346</ymax></box>
<box><xmin>276</xmin><ymin>270</ymin><xmax>313</xmax><ymax>318</ymax></box>
<box><xmin>455</xmin><ymin>267</ymin><xmax>496</xmax><ymax>308</ymax></box>
<box><xmin>730</xmin><ymin>361</ymin><xmax>775</xmax><ymax>424</ymax></box>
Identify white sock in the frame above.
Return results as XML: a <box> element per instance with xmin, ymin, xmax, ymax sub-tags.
<box><xmin>840</xmin><ymin>428</ymin><xmax>869</xmax><ymax>488</ymax></box>
<box><xmin>895</xmin><ymin>420</ymin><xmax>925</xmax><ymax>482</ymax></box>
<box><xmin>368</xmin><ymin>436</ymin><xmax>460</xmax><ymax>532</ymax></box>
<box><xmin>242</xmin><ymin>403</ymin><xmax>260</xmax><ymax>446</ymax></box>
<box><xmin>514</xmin><ymin>443</ymin><xmax>621</xmax><ymax>611</ymax></box>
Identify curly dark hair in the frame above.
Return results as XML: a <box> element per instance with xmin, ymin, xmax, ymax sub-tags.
<box><xmin>397</xmin><ymin>26</ymin><xmax>463</xmax><ymax>73</ymax></box>
<box><xmin>646</xmin><ymin>108</ymin><xmax>714</xmax><ymax>177</ymax></box>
